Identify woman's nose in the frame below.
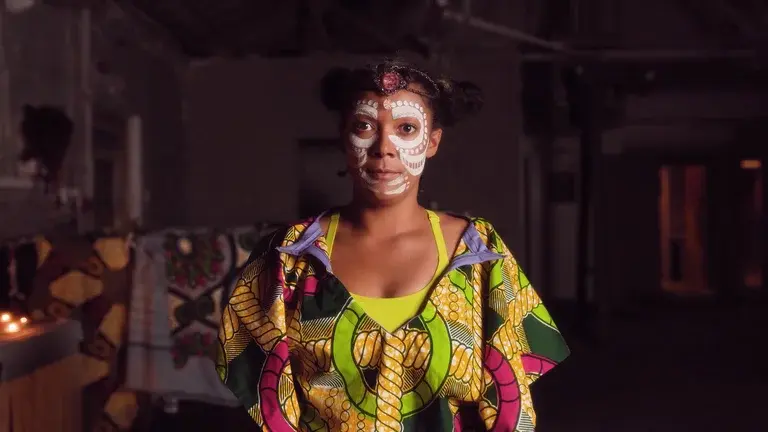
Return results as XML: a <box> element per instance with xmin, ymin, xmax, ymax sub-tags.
<box><xmin>370</xmin><ymin>133</ymin><xmax>397</xmax><ymax>158</ymax></box>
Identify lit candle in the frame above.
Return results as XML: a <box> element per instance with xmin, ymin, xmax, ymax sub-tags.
<box><xmin>5</xmin><ymin>322</ymin><xmax>20</xmax><ymax>333</ymax></box>
<box><xmin>0</xmin><ymin>313</ymin><xmax>11</xmax><ymax>323</ymax></box>
<box><xmin>19</xmin><ymin>317</ymin><xmax>28</xmax><ymax>324</ymax></box>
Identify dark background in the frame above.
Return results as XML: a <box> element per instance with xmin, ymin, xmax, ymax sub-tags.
<box><xmin>1</xmin><ymin>0</ymin><xmax>767</xmax><ymax>430</ymax></box>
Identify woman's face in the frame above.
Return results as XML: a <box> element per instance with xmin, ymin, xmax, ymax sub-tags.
<box><xmin>341</xmin><ymin>88</ymin><xmax>443</xmax><ymax>202</ymax></box>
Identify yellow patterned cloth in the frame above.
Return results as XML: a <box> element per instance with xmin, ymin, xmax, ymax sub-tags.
<box><xmin>218</xmin><ymin>215</ymin><xmax>570</xmax><ymax>431</ymax></box>
<box><xmin>3</xmin><ymin>236</ymin><xmax>138</xmax><ymax>431</ymax></box>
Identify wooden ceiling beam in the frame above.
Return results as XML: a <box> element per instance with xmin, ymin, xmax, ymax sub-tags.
<box><xmin>706</xmin><ymin>0</ymin><xmax>763</xmax><ymax>41</ymax></box>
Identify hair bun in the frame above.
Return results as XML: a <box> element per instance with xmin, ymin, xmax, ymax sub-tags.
<box><xmin>455</xmin><ymin>80</ymin><xmax>484</xmax><ymax>115</ymax></box>
<box><xmin>319</xmin><ymin>60</ymin><xmax>484</xmax><ymax>128</ymax></box>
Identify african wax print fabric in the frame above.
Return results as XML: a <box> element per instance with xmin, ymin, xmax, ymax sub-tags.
<box><xmin>218</xmin><ymin>214</ymin><xmax>570</xmax><ymax>431</ymax></box>
<box><xmin>1</xmin><ymin>236</ymin><xmax>138</xmax><ymax>431</ymax></box>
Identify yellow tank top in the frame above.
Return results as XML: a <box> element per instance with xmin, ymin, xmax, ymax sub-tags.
<box><xmin>325</xmin><ymin>210</ymin><xmax>450</xmax><ymax>332</ymax></box>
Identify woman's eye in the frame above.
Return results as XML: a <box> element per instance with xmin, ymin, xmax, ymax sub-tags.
<box><xmin>400</xmin><ymin>124</ymin><xmax>417</xmax><ymax>134</ymax></box>
<box><xmin>354</xmin><ymin>121</ymin><xmax>372</xmax><ymax>132</ymax></box>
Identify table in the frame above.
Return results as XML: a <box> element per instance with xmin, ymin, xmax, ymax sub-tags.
<box><xmin>0</xmin><ymin>320</ymin><xmax>83</xmax><ymax>432</ymax></box>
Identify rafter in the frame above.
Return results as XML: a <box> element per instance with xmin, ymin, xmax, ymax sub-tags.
<box><xmin>708</xmin><ymin>0</ymin><xmax>763</xmax><ymax>42</ymax></box>
<box><xmin>442</xmin><ymin>0</ymin><xmax>569</xmax><ymax>52</ymax></box>
<box><xmin>113</xmin><ymin>0</ymin><xmax>767</xmax><ymax>59</ymax></box>
<box><xmin>675</xmin><ymin>0</ymin><xmax>768</xmax><ymax>48</ymax></box>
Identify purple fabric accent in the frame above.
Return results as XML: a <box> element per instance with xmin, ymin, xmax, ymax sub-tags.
<box><xmin>304</xmin><ymin>245</ymin><xmax>332</xmax><ymax>272</ymax></box>
<box><xmin>275</xmin><ymin>214</ymin><xmax>333</xmax><ymax>272</ymax></box>
<box><xmin>276</xmin><ymin>213</ymin><xmax>326</xmax><ymax>256</ymax></box>
<box><xmin>446</xmin><ymin>250</ymin><xmax>504</xmax><ymax>273</ymax></box>
<box><xmin>277</xmin><ymin>213</ymin><xmax>504</xmax><ymax>274</ymax></box>
<box><xmin>444</xmin><ymin>223</ymin><xmax>504</xmax><ymax>272</ymax></box>
<box><xmin>462</xmin><ymin>223</ymin><xmax>487</xmax><ymax>254</ymax></box>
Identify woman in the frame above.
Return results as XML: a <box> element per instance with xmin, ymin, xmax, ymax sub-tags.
<box><xmin>217</xmin><ymin>59</ymin><xmax>569</xmax><ymax>431</ymax></box>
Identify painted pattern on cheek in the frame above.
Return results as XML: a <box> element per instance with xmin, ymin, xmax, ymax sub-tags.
<box><xmin>384</xmin><ymin>174</ymin><xmax>408</xmax><ymax>195</ymax></box>
<box><xmin>387</xmin><ymin>100</ymin><xmax>428</xmax><ymax>176</ymax></box>
<box><xmin>350</xmin><ymin>99</ymin><xmax>426</xmax><ymax>196</ymax></box>
<box><xmin>349</xmin><ymin>100</ymin><xmax>378</xmax><ymax>169</ymax></box>
<box><xmin>351</xmin><ymin>99</ymin><xmax>403</xmax><ymax>194</ymax></box>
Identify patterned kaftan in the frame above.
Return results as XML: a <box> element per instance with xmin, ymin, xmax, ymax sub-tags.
<box><xmin>217</xmin><ymin>215</ymin><xmax>569</xmax><ymax>431</ymax></box>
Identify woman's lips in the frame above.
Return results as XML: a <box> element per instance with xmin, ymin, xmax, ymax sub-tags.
<box><xmin>365</xmin><ymin>170</ymin><xmax>402</xmax><ymax>181</ymax></box>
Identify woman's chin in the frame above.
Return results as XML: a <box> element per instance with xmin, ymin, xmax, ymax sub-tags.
<box><xmin>355</xmin><ymin>185</ymin><xmax>412</xmax><ymax>205</ymax></box>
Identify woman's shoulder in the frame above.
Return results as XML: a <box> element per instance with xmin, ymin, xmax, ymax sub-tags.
<box><xmin>435</xmin><ymin>212</ymin><xmax>513</xmax><ymax>258</ymax></box>
<box><xmin>434</xmin><ymin>211</ymin><xmax>499</xmax><ymax>236</ymax></box>
<box><xmin>433</xmin><ymin>211</ymin><xmax>470</xmax><ymax>234</ymax></box>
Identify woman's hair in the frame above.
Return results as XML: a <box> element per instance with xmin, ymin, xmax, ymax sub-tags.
<box><xmin>320</xmin><ymin>58</ymin><xmax>484</xmax><ymax>128</ymax></box>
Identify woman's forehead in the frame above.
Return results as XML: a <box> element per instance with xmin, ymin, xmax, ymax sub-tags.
<box><xmin>352</xmin><ymin>89</ymin><xmax>430</xmax><ymax>114</ymax></box>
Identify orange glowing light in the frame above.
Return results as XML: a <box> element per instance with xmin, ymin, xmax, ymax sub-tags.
<box><xmin>19</xmin><ymin>317</ymin><xmax>28</xmax><ymax>324</ymax></box>
<box><xmin>0</xmin><ymin>313</ymin><xmax>11</xmax><ymax>323</ymax></box>
<box><xmin>741</xmin><ymin>159</ymin><xmax>761</xmax><ymax>170</ymax></box>
<box><xmin>5</xmin><ymin>322</ymin><xmax>20</xmax><ymax>333</ymax></box>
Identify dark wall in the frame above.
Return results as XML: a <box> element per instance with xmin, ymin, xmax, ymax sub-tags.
<box><xmin>107</xmin><ymin>44</ymin><xmax>186</xmax><ymax>229</ymax></box>
<box><xmin>181</xmin><ymin>50</ymin><xmax>525</xmax><ymax>250</ymax></box>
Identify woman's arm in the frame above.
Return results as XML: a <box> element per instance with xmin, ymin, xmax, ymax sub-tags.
<box><xmin>216</xmin><ymin>228</ymin><xmax>302</xmax><ymax>428</ymax></box>
<box><xmin>476</xmin><ymin>220</ymin><xmax>570</xmax><ymax>430</ymax></box>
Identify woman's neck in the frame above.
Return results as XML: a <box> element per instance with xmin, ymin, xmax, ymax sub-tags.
<box><xmin>342</xmin><ymin>193</ymin><xmax>425</xmax><ymax>237</ymax></box>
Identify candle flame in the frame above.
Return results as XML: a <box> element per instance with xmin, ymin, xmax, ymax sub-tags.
<box><xmin>19</xmin><ymin>317</ymin><xmax>28</xmax><ymax>324</ymax></box>
<box><xmin>0</xmin><ymin>313</ymin><xmax>11</xmax><ymax>323</ymax></box>
<box><xmin>6</xmin><ymin>322</ymin><xmax>20</xmax><ymax>333</ymax></box>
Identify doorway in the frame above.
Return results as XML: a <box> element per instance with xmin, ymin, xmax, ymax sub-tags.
<box><xmin>658</xmin><ymin>164</ymin><xmax>710</xmax><ymax>296</ymax></box>
<box><xmin>739</xmin><ymin>159</ymin><xmax>762</xmax><ymax>290</ymax></box>
<box><xmin>91</xmin><ymin>109</ymin><xmax>128</xmax><ymax>230</ymax></box>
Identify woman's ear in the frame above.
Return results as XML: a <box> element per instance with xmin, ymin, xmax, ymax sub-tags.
<box><xmin>426</xmin><ymin>127</ymin><xmax>443</xmax><ymax>158</ymax></box>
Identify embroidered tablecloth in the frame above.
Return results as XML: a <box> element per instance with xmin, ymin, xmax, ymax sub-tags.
<box><xmin>125</xmin><ymin>224</ymin><xmax>279</xmax><ymax>406</ymax></box>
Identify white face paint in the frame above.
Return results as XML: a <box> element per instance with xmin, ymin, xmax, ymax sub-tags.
<box><xmin>387</xmin><ymin>99</ymin><xmax>429</xmax><ymax>176</ymax></box>
<box><xmin>383</xmin><ymin>173</ymin><xmax>408</xmax><ymax>195</ymax></box>
<box><xmin>349</xmin><ymin>97</ymin><xmax>430</xmax><ymax>196</ymax></box>
<box><xmin>349</xmin><ymin>100</ymin><xmax>378</xmax><ymax>169</ymax></box>
<box><xmin>350</xmin><ymin>99</ymin><xmax>409</xmax><ymax>195</ymax></box>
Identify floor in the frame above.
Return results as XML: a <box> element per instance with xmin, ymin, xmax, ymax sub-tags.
<box><xmin>534</xmin><ymin>298</ymin><xmax>766</xmax><ymax>431</ymax></box>
<box><xmin>144</xmin><ymin>298</ymin><xmax>767</xmax><ymax>431</ymax></box>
